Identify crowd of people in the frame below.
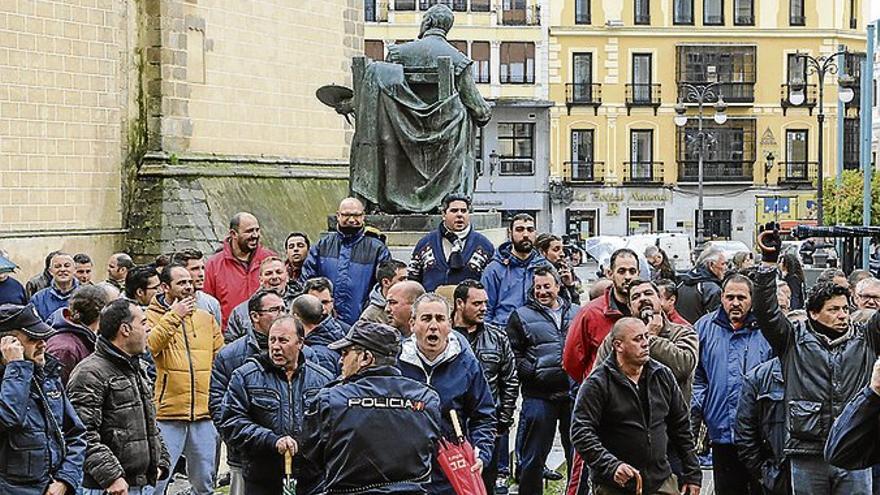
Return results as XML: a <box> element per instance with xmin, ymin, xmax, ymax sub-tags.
<box><xmin>3</xmin><ymin>193</ymin><xmax>880</xmax><ymax>495</ymax></box>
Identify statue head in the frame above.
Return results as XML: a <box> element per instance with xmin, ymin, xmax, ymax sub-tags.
<box><xmin>419</xmin><ymin>5</ymin><xmax>454</xmax><ymax>38</ymax></box>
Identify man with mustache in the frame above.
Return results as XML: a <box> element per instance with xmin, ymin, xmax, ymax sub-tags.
<box><xmin>692</xmin><ymin>274</ymin><xmax>772</xmax><ymax>495</ymax></box>
<box><xmin>204</xmin><ymin>212</ymin><xmax>277</xmax><ymax>329</ymax></box>
<box><xmin>571</xmin><ymin>317</ymin><xmax>702</xmax><ymax>495</ymax></box>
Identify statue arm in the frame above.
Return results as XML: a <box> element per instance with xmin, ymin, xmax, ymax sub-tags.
<box><xmin>457</xmin><ymin>67</ymin><xmax>491</xmax><ymax>127</ymax></box>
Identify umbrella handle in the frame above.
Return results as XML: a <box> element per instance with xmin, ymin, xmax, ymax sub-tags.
<box><xmin>449</xmin><ymin>409</ymin><xmax>464</xmax><ymax>440</ymax></box>
<box><xmin>284</xmin><ymin>450</ymin><xmax>292</xmax><ymax>477</ymax></box>
<box><xmin>634</xmin><ymin>472</ymin><xmax>642</xmax><ymax>495</ymax></box>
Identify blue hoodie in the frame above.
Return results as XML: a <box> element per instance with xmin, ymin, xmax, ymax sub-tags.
<box><xmin>31</xmin><ymin>279</ymin><xmax>79</xmax><ymax>320</ymax></box>
<box><xmin>480</xmin><ymin>242</ymin><xmax>548</xmax><ymax>327</ymax></box>
<box><xmin>305</xmin><ymin>316</ymin><xmax>345</xmax><ymax>376</ymax></box>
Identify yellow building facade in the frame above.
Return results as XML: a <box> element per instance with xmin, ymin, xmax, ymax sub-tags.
<box><xmin>548</xmin><ymin>0</ymin><xmax>870</xmax><ymax>243</ymax></box>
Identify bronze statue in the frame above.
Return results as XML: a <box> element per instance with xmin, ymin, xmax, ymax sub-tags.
<box><xmin>318</xmin><ymin>5</ymin><xmax>491</xmax><ymax>214</ymax></box>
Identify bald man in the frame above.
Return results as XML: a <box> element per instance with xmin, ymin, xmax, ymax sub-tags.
<box><xmin>204</xmin><ymin>212</ymin><xmax>277</xmax><ymax>330</ymax></box>
<box><xmin>301</xmin><ymin>198</ymin><xmax>391</xmax><ymax>326</ymax></box>
<box><xmin>292</xmin><ymin>294</ymin><xmax>343</xmax><ymax>375</ymax></box>
<box><xmin>385</xmin><ymin>281</ymin><xmax>426</xmax><ymax>338</ymax></box>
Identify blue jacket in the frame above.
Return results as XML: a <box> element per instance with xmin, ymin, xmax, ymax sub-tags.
<box><xmin>301</xmin><ymin>229</ymin><xmax>391</xmax><ymax>326</ymax></box>
<box><xmin>398</xmin><ymin>332</ymin><xmax>496</xmax><ymax>494</ymax></box>
<box><xmin>0</xmin><ymin>357</ymin><xmax>87</xmax><ymax>494</ymax></box>
<box><xmin>220</xmin><ymin>352</ymin><xmax>334</xmax><ymax>494</ymax></box>
<box><xmin>0</xmin><ymin>276</ymin><xmax>27</xmax><ymax>305</ymax></box>
<box><xmin>481</xmin><ymin>242</ymin><xmax>549</xmax><ymax>327</ymax></box>
<box><xmin>506</xmin><ymin>297</ymin><xmax>579</xmax><ymax>401</ymax></box>
<box><xmin>691</xmin><ymin>309</ymin><xmax>773</xmax><ymax>445</ymax></box>
<box><xmin>301</xmin><ymin>365</ymin><xmax>442</xmax><ymax>494</ymax></box>
<box><xmin>31</xmin><ymin>280</ymin><xmax>79</xmax><ymax>320</ymax></box>
<box><xmin>409</xmin><ymin>226</ymin><xmax>495</xmax><ymax>292</ymax></box>
<box><xmin>305</xmin><ymin>316</ymin><xmax>345</xmax><ymax>377</ymax></box>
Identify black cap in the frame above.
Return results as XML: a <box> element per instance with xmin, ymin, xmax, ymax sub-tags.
<box><xmin>328</xmin><ymin>320</ymin><xmax>401</xmax><ymax>357</ymax></box>
<box><xmin>0</xmin><ymin>304</ymin><xmax>54</xmax><ymax>340</ymax></box>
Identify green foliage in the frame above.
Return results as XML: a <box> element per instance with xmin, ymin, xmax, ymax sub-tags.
<box><xmin>822</xmin><ymin>169</ymin><xmax>880</xmax><ymax>225</ymax></box>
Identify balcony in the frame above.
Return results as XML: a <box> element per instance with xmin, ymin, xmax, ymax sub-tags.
<box><xmin>502</xmin><ymin>4</ymin><xmax>540</xmax><ymax>25</ymax></box>
<box><xmin>790</xmin><ymin>15</ymin><xmax>806</xmax><ymax>26</ymax></box>
<box><xmin>418</xmin><ymin>0</ymin><xmax>467</xmax><ymax>10</ymax></box>
<box><xmin>564</xmin><ymin>161</ymin><xmax>604</xmax><ymax>184</ymax></box>
<box><xmin>625</xmin><ymin>84</ymin><xmax>661</xmax><ymax>115</ymax></box>
<box><xmin>365</xmin><ymin>1</ymin><xmax>389</xmax><ymax>21</ymax></box>
<box><xmin>778</xmin><ymin>161</ymin><xmax>817</xmax><ymax>186</ymax></box>
<box><xmin>678</xmin><ymin>161</ymin><xmax>754</xmax><ymax>183</ymax></box>
<box><xmin>623</xmin><ymin>161</ymin><xmax>664</xmax><ymax>184</ymax></box>
<box><xmin>678</xmin><ymin>82</ymin><xmax>755</xmax><ymax>104</ymax></box>
<box><xmin>565</xmin><ymin>83</ymin><xmax>602</xmax><ymax>115</ymax></box>
<box><xmin>780</xmin><ymin>83</ymin><xmax>817</xmax><ymax>115</ymax></box>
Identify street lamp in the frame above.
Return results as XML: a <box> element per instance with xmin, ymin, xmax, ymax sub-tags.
<box><xmin>674</xmin><ymin>82</ymin><xmax>728</xmax><ymax>252</ymax></box>
<box><xmin>787</xmin><ymin>50</ymin><xmax>853</xmax><ymax>225</ymax></box>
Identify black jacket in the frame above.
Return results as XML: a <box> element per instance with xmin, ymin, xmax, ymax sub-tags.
<box><xmin>456</xmin><ymin>323</ymin><xmax>519</xmax><ymax>431</ymax></box>
<box><xmin>506</xmin><ymin>297</ymin><xmax>579</xmax><ymax>401</ymax></box>
<box><xmin>825</xmin><ymin>386</ymin><xmax>880</xmax><ymax>470</ymax></box>
<box><xmin>68</xmin><ymin>337</ymin><xmax>170</xmax><ymax>490</ymax></box>
<box><xmin>752</xmin><ymin>268</ymin><xmax>880</xmax><ymax>456</ymax></box>
<box><xmin>675</xmin><ymin>266</ymin><xmax>722</xmax><ymax>324</ymax></box>
<box><xmin>735</xmin><ymin>358</ymin><xmax>789</xmax><ymax>495</ymax></box>
<box><xmin>300</xmin><ymin>365</ymin><xmax>442</xmax><ymax>494</ymax></box>
<box><xmin>571</xmin><ymin>355</ymin><xmax>701</xmax><ymax>494</ymax></box>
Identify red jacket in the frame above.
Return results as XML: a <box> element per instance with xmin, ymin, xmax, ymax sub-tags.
<box><xmin>562</xmin><ymin>287</ymin><xmax>626</xmax><ymax>383</ymax></box>
<box><xmin>203</xmin><ymin>239</ymin><xmax>276</xmax><ymax>329</ymax></box>
<box><xmin>667</xmin><ymin>307</ymin><xmax>692</xmax><ymax>327</ymax></box>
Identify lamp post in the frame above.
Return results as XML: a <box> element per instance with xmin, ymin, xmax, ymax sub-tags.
<box><xmin>674</xmin><ymin>82</ymin><xmax>727</xmax><ymax>252</ymax></box>
<box><xmin>787</xmin><ymin>50</ymin><xmax>855</xmax><ymax>225</ymax></box>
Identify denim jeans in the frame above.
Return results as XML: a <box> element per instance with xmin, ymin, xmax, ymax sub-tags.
<box><xmin>83</xmin><ymin>487</ymin><xmax>154</xmax><ymax>495</ymax></box>
<box><xmin>154</xmin><ymin>419</ymin><xmax>218</xmax><ymax>495</ymax></box>
<box><xmin>790</xmin><ymin>454</ymin><xmax>872</xmax><ymax>495</ymax></box>
<box><xmin>516</xmin><ymin>396</ymin><xmax>573</xmax><ymax>495</ymax></box>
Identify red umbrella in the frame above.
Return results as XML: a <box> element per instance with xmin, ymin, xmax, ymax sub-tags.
<box><xmin>436</xmin><ymin>410</ymin><xmax>488</xmax><ymax>495</ymax></box>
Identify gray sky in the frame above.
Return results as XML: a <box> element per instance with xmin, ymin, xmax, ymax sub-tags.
<box><xmin>873</xmin><ymin>1</ymin><xmax>879</xmax><ymax>23</ymax></box>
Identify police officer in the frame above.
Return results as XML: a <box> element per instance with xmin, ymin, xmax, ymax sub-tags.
<box><xmin>0</xmin><ymin>303</ymin><xmax>87</xmax><ymax>494</ymax></box>
<box><xmin>300</xmin><ymin>321</ymin><xmax>442</xmax><ymax>494</ymax></box>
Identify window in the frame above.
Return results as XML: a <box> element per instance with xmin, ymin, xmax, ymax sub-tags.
<box><xmin>471</xmin><ymin>42</ymin><xmax>490</xmax><ymax>84</ymax></box>
<box><xmin>500</xmin><ymin>42</ymin><xmax>535</xmax><ymax>84</ymax></box>
<box><xmin>635</xmin><ymin>0</ymin><xmax>650</xmax><ymax>24</ymax></box>
<box><xmin>497</xmin><ymin>123</ymin><xmax>535</xmax><ymax>175</ymax></box>
<box><xmin>420</xmin><ymin>0</ymin><xmax>467</xmax><ymax>11</ymax></box>
<box><xmin>567</xmin><ymin>210</ymin><xmax>598</xmax><ymax>239</ymax></box>
<box><xmin>677</xmin><ymin>46</ymin><xmax>756</xmax><ymax>103</ymax></box>
<box><xmin>502</xmin><ymin>0</ymin><xmax>527</xmax><ymax>25</ymax></box>
<box><xmin>704</xmin><ymin>0</ymin><xmax>723</xmax><ymax>25</ymax></box>
<box><xmin>630</xmin><ymin>130</ymin><xmax>654</xmax><ymax>176</ymax></box>
<box><xmin>570</xmin><ymin>130</ymin><xmax>595</xmax><ymax>180</ymax></box>
<box><xmin>450</xmin><ymin>40</ymin><xmax>468</xmax><ymax>54</ymax></box>
<box><xmin>474</xmin><ymin>126</ymin><xmax>484</xmax><ymax>176</ymax></box>
<box><xmin>395</xmin><ymin>0</ymin><xmax>416</xmax><ymax>10</ymax></box>
<box><xmin>734</xmin><ymin>0</ymin><xmax>753</xmax><ymax>25</ymax></box>
<box><xmin>790</xmin><ymin>0</ymin><xmax>805</xmax><ymax>25</ymax></box>
<box><xmin>365</xmin><ymin>40</ymin><xmax>385</xmax><ymax>61</ymax></box>
<box><xmin>678</xmin><ymin>119</ymin><xmax>757</xmax><ymax>181</ymax></box>
<box><xmin>849</xmin><ymin>0</ymin><xmax>857</xmax><ymax>29</ymax></box>
<box><xmin>365</xmin><ymin>0</ymin><xmax>377</xmax><ymax>21</ymax></box>
<box><xmin>787</xmin><ymin>53</ymin><xmax>806</xmax><ymax>83</ymax></box>
<box><xmin>471</xmin><ymin>0</ymin><xmax>491</xmax><ymax>11</ymax></box>
<box><xmin>632</xmin><ymin>53</ymin><xmax>652</xmax><ymax>103</ymax></box>
<box><xmin>572</xmin><ymin>53</ymin><xmax>593</xmax><ymax>101</ymax></box>
<box><xmin>674</xmin><ymin>0</ymin><xmax>694</xmax><ymax>24</ymax></box>
<box><xmin>785</xmin><ymin>129</ymin><xmax>809</xmax><ymax>180</ymax></box>
<box><xmin>700</xmin><ymin>210</ymin><xmax>732</xmax><ymax>239</ymax></box>
<box><xmin>629</xmin><ymin>209</ymin><xmax>663</xmax><ymax>235</ymax></box>
<box><xmin>844</xmin><ymin>118</ymin><xmax>860</xmax><ymax>170</ymax></box>
<box><xmin>575</xmin><ymin>0</ymin><xmax>590</xmax><ymax>24</ymax></box>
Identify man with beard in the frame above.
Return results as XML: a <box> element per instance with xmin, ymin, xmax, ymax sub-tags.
<box><xmin>301</xmin><ymin>198</ymin><xmax>391</xmax><ymax>326</ymax></box>
<box><xmin>173</xmin><ymin>248</ymin><xmax>222</xmax><ymax>326</ymax></box>
<box><xmin>398</xmin><ymin>293</ymin><xmax>496</xmax><ymax>494</ymax></box>
<box><xmin>0</xmin><ymin>303</ymin><xmax>87</xmax><ymax>495</ymax></box>
<box><xmin>32</xmin><ymin>253</ymin><xmax>81</xmax><ymax>320</ymax></box>
<box><xmin>409</xmin><ymin>194</ymin><xmax>495</xmax><ymax>292</ymax></box>
<box><xmin>284</xmin><ymin>232</ymin><xmax>311</xmax><ymax>295</ymax></box>
<box><xmin>453</xmin><ymin>279</ymin><xmax>518</xmax><ymax>493</ymax></box>
<box><xmin>124</xmin><ymin>265</ymin><xmax>161</xmax><ymax>308</ymax></box>
<box><xmin>103</xmin><ymin>253</ymin><xmax>133</xmax><ymax>293</ymax></box>
<box><xmin>293</xmin><ymin>293</ymin><xmax>345</xmax><ymax>375</ymax></box>
<box><xmin>226</xmin><ymin>256</ymin><xmax>295</xmax><ymax>343</ymax></box>
<box><xmin>360</xmin><ymin>259</ymin><xmax>408</xmax><ymax>325</ymax></box>
<box><xmin>482</xmin><ymin>213</ymin><xmax>547</xmax><ymax>328</ymax></box>
<box><xmin>571</xmin><ymin>318</ymin><xmax>701</xmax><ymax>495</ymax></box>
<box><xmin>507</xmin><ymin>266</ymin><xmax>580</xmax><ymax>495</ymax></box>
<box><xmin>221</xmin><ymin>316</ymin><xmax>333</xmax><ymax>495</ymax></box>
<box><xmin>211</xmin><ymin>289</ymin><xmax>285</xmax><ymax>495</ymax></box>
<box><xmin>204</xmin><ymin>212</ymin><xmax>276</xmax><ymax>329</ymax></box>
<box><xmin>692</xmin><ymin>274</ymin><xmax>772</xmax><ymax>495</ymax></box>
<box><xmin>385</xmin><ymin>280</ymin><xmax>426</xmax><ymax>338</ymax></box>
<box><xmin>148</xmin><ymin>263</ymin><xmax>224</xmax><ymax>495</ymax></box>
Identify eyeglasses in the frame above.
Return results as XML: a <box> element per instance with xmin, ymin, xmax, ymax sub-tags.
<box><xmin>257</xmin><ymin>306</ymin><xmax>285</xmax><ymax>314</ymax></box>
<box><xmin>337</xmin><ymin>212</ymin><xmax>365</xmax><ymax>219</ymax></box>
<box><xmin>858</xmin><ymin>294</ymin><xmax>880</xmax><ymax>302</ymax></box>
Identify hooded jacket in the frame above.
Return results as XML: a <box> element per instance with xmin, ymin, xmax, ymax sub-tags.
<box><xmin>0</xmin><ymin>356</ymin><xmax>87</xmax><ymax>494</ymax></box>
<box><xmin>481</xmin><ymin>242</ymin><xmax>549</xmax><ymax>327</ymax></box>
<box><xmin>571</xmin><ymin>355</ymin><xmax>702</xmax><ymax>494</ymax></box>
<box><xmin>46</xmin><ymin>307</ymin><xmax>97</xmax><ymax>384</ymax></box>
<box><xmin>203</xmin><ymin>238</ymin><xmax>277</xmax><ymax>328</ymax></box>
<box><xmin>675</xmin><ymin>265</ymin><xmax>722</xmax><ymax>324</ymax></box>
<box><xmin>691</xmin><ymin>309</ymin><xmax>773</xmax><ymax>445</ymax></box>
<box><xmin>397</xmin><ymin>332</ymin><xmax>496</xmax><ymax>492</ymax></box>
<box><xmin>359</xmin><ymin>283</ymin><xmax>390</xmax><ymax>325</ymax></box>
<box><xmin>304</xmin><ymin>316</ymin><xmax>345</xmax><ymax>376</ymax></box>
<box><xmin>67</xmin><ymin>337</ymin><xmax>170</xmax><ymax>490</ymax></box>
<box><xmin>409</xmin><ymin>225</ymin><xmax>495</xmax><ymax>292</ymax></box>
<box><xmin>506</xmin><ymin>296</ymin><xmax>580</xmax><ymax>401</ymax></box>
<box><xmin>31</xmin><ymin>279</ymin><xmax>80</xmax><ymax>320</ymax></box>
<box><xmin>301</xmin><ymin>228</ymin><xmax>391</xmax><ymax>326</ymax></box>
<box><xmin>563</xmin><ymin>287</ymin><xmax>628</xmax><ymax>383</ymax></box>
<box><xmin>752</xmin><ymin>267</ymin><xmax>880</xmax><ymax>456</ymax></box>
<box><xmin>146</xmin><ymin>294</ymin><xmax>224</xmax><ymax>421</ymax></box>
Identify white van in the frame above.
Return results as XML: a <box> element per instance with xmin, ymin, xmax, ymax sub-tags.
<box><xmin>656</xmin><ymin>233</ymin><xmax>694</xmax><ymax>272</ymax></box>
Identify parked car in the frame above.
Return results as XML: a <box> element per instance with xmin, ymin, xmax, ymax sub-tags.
<box><xmin>703</xmin><ymin>240</ymin><xmax>753</xmax><ymax>262</ymax></box>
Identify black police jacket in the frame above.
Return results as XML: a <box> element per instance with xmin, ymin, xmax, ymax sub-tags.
<box><xmin>455</xmin><ymin>323</ymin><xmax>519</xmax><ymax>430</ymax></box>
<box><xmin>300</xmin><ymin>365</ymin><xmax>442</xmax><ymax>494</ymax></box>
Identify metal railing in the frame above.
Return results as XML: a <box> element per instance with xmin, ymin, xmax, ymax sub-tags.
<box><xmin>499</xmin><ymin>158</ymin><xmax>535</xmax><ymax>176</ymax></box>
<box><xmin>566</xmin><ymin>82</ymin><xmax>601</xmax><ymax>104</ymax></box>
<box><xmin>778</xmin><ymin>161</ymin><xmax>817</xmax><ymax>185</ymax></box>
<box><xmin>623</xmin><ymin>161</ymin><xmax>664</xmax><ymax>184</ymax></box>
<box><xmin>564</xmin><ymin>161</ymin><xmax>604</xmax><ymax>183</ymax></box>
<box><xmin>418</xmin><ymin>0</ymin><xmax>467</xmax><ymax>11</ymax></box>
<box><xmin>626</xmin><ymin>83</ymin><xmax>661</xmax><ymax>108</ymax></box>
<box><xmin>678</xmin><ymin>82</ymin><xmax>755</xmax><ymax>103</ymax></box>
<box><xmin>780</xmin><ymin>83</ymin><xmax>817</xmax><ymax>113</ymax></box>
<box><xmin>790</xmin><ymin>14</ymin><xmax>806</xmax><ymax>25</ymax></box>
<box><xmin>678</xmin><ymin>161</ymin><xmax>754</xmax><ymax>182</ymax></box>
